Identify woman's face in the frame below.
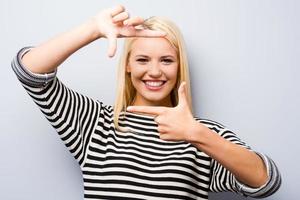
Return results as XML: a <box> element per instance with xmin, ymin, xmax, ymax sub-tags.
<box><xmin>127</xmin><ymin>37</ymin><xmax>178</xmax><ymax>107</ymax></box>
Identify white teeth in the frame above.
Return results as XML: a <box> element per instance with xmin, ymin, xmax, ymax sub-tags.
<box><xmin>145</xmin><ymin>81</ymin><xmax>164</xmax><ymax>87</ymax></box>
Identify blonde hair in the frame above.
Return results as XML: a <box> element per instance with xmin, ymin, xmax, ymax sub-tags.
<box><xmin>113</xmin><ymin>16</ymin><xmax>193</xmax><ymax>131</ymax></box>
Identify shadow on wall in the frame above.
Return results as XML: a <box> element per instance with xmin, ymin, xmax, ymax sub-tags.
<box><xmin>209</xmin><ymin>192</ymin><xmax>247</xmax><ymax>200</ymax></box>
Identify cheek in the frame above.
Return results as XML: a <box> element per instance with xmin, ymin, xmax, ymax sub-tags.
<box><xmin>130</xmin><ymin>68</ymin><xmax>145</xmax><ymax>80</ymax></box>
<box><xmin>128</xmin><ymin>61</ymin><xmax>145</xmax><ymax>77</ymax></box>
<box><xmin>166</xmin><ymin>65</ymin><xmax>179</xmax><ymax>81</ymax></box>
<box><xmin>130</xmin><ymin>68</ymin><xmax>145</xmax><ymax>88</ymax></box>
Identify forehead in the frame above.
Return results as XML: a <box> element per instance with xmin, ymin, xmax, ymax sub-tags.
<box><xmin>130</xmin><ymin>37</ymin><xmax>177</xmax><ymax>57</ymax></box>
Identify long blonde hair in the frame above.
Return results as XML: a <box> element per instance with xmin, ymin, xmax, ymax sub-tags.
<box><xmin>113</xmin><ymin>16</ymin><xmax>193</xmax><ymax>131</ymax></box>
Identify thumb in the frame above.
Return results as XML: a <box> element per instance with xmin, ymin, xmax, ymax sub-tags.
<box><xmin>178</xmin><ymin>81</ymin><xmax>188</xmax><ymax>106</ymax></box>
<box><xmin>107</xmin><ymin>35</ymin><xmax>117</xmax><ymax>57</ymax></box>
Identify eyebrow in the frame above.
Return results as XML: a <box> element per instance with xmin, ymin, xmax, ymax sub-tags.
<box><xmin>134</xmin><ymin>55</ymin><xmax>176</xmax><ymax>59</ymax></box>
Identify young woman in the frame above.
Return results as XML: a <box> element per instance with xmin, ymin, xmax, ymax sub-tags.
<box><xmin>12</xmin><ymin>5</ymin><xmax>281</xmax><ymax>200</ymax></box>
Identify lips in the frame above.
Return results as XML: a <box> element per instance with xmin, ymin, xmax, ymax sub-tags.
<box><xmin>143</xmin><ymin>80</ymin><xmax>166</xmax><ymax>91</ymax></box>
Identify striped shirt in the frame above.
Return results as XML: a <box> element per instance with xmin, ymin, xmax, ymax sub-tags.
<box><xmin>12</xmin><ymin>47</ymin><xmax>281</xmax><ymax>199</ymax></box>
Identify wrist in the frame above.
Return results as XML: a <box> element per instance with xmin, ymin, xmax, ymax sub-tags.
<box><xmin>187</xmin><ymin>120</ymin><xmax>206</xmax><ymax>143</ymax></box>
<box><xmin>85</xmin><ymin>18</ymin><xmax>103</xmax><ymax>40</ymax></box>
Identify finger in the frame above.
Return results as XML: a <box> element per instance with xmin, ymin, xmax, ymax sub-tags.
<box><xmin>109</xmin><ymin>5</ymin><xmax>125</xmax><ymax>17</ymax></box>
<box><xmin>107</xmin><ymin>35</ymin><xmax>117</xmax><ymax>57</ymax></box>
<box><xmin>123</xmin><ymin>16</ymin><xmax>144</xmax><ymax>26</ymax></box>
<box><xmin>157</xmin><ymin>126</ymin><xmax>167</xmax><ymax>134</ymax></box>
<box><xmin>160</xmin><ymin>133</ymin><xmax>173</xmax><ymax>141</ymax></box>
<box><xmin>126</xmin><ymin>106</ymin><xmax>165</xmax><ymax>116</ymax></box>
<box><xmin>134</xmin><ymin>29</ymin><xmax>167</xmax><ymax>37</ymax></box>
<box><xmin>112</xmin><ymin>12</ymin><xmax>130</xmax><ymax>23</ymax></box>
<box><xmin>178</xmin><ymin>82</ymin><xmax>188</xmax><ymax>106</ymax></box>
<box><xmin>154</xmin><ymin>115</ymin><xmax>163</xmax><ymax>124</ymax></box>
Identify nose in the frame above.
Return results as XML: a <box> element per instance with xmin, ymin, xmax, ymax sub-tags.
<box><xmin>148</xmin><ymin>62</ymin><xmax>162</xmax><ymax>77</ymax></box>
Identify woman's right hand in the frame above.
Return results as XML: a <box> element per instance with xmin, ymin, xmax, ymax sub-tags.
<box><xmin>91</xmin><ymin>5</ymin><xmax>166</xmax><ymax>57</ymax></box>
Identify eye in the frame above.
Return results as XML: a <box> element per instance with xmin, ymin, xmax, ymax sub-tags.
<box><xmin>136</xmin><ymin>58</ymin><xmax>149</xmax><ymax>63</ymax></box>
<box><xmin>161</xmin><ymin>59</ymin><xmax>174</xmax><ymax>65</ymax></box>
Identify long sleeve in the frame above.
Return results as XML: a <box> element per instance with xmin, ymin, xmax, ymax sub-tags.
<box><xmin>11</xmin><ymin>47</ymin><xmax>102</xmax><ymax>168</ymax></box>
<box><xmin>200</xmin><ymin>119</ymin><xmax>282</xmax><ymax>198</ymax></box>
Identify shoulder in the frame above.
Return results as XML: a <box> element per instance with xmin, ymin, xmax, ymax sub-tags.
<box><xmin>95</xmin><ymin>100</ymin><xmax>113</xmax><ymax>111</ymax></box>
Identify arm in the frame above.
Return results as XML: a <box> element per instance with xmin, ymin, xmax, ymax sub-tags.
<box><xmin>192</xmin><ymin>123</ymin><xmax>267</xmax><ymax>188</ymax></box>
<box><xmin>204</xmin><ymin>126</ymin><xmax>281</xmax><ymax>198</ymax></box>
<box><xmin>21</xmin><ymin>20</ymin><xmax>99</xmax><ymax>74</ymax></box>
<box><xmin>12</xmin><ymin>5</ymin><xmax>165</xmax><ymax>167</ymax></box>
<box><xmin>21</xmin><ymin>5</ymin><xmax>165</xmax><ymax>74</ymax></box>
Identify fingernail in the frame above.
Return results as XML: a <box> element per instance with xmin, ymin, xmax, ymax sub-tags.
<box><xmin>126</xmin><ymin>106</ymin><xmax>132</xmax><ymax>111</ymax></box>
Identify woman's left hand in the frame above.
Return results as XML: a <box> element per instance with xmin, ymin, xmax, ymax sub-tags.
<box><xmin>126</xmin><ymin>82</ymin><xmax>201</xmax><ymax>142</ymax></box>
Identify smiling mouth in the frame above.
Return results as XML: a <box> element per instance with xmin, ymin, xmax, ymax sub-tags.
<box><xmin>143</xmin><ymin>80</ymin><xmax>167</xmax><ymax>91</ymax></box>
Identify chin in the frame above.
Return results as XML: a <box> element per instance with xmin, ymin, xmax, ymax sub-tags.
<box><xmin>142</xmin><ymin>93</ymin><xmax>170</xmax><ymax>105</ymax></box>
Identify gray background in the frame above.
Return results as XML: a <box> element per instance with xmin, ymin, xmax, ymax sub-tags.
<box><xmin>1</xmin><ymin>0</ymin><xmax>298</xmax><ymax>199</ymax></box>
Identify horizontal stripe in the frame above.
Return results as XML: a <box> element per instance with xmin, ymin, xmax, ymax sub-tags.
<box><xmin>84</xmin><ymin>185</ymin><xmax>200</xmax><ymax>200</ymax></box>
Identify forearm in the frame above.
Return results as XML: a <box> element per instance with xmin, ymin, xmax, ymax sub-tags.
<box><xmin>22</xmin><ymin>19</ymin><xmax>100</xmax><ymax>74</ymax></box>
<box><xmin>191</xmin><ymin>122</ymin><xmax>268</xmax><ymax>188</ymax></box>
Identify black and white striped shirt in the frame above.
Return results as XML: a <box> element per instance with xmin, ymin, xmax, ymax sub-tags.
<box><xmin>12</xmin><ymin>47</ymin><xmax>281</xmax><ymax>199</ymax></box>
